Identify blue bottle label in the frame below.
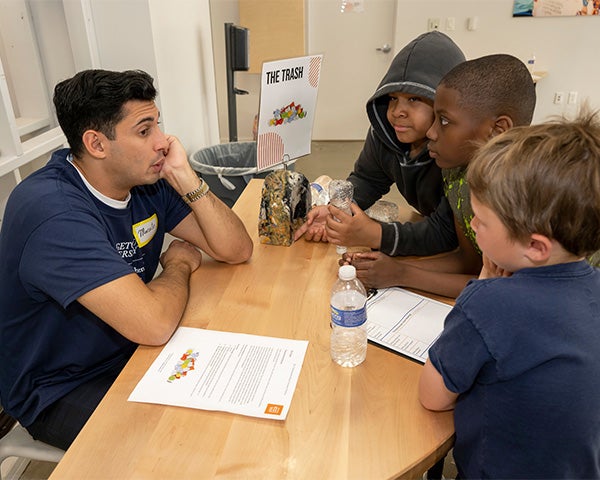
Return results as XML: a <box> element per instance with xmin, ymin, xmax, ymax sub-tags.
<box><xmin>331</xmin><ymin>305</ymin><xmax>367</xmax><ymax>327</ymax></box>
<box><xmin>310</xmin><ymin>182</ymin><xmax>324</xmax><ymax>193</ymax></box>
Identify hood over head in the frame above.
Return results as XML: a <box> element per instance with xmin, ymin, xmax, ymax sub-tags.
<box><xmin>367</xmin><ymin>31</ymin><xmax>465</xmax><ymax>152</ymax></box>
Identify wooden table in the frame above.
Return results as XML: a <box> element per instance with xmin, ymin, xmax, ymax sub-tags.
<box><xmin>49</xmin><ymin>179</ymin><xmax>454</xmax><ymax>480</ymax></box>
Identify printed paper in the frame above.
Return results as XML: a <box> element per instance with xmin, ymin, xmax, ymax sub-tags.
<box><xmin>129</xmin><ymin>327</ymin><xmax>308</xmax><ymax>420</ymax></box>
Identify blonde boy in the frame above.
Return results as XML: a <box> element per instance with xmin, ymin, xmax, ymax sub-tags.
<box><xmin>419</xmin><ymin>110</ymin><xmax>600</xmax><ymax>478</ymax></box>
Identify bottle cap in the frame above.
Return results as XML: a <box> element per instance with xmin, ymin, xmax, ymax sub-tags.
<box><xmin>338</xmin><ymin>265</ymin><xmax>356</xmax><ymax>281</ymax></box>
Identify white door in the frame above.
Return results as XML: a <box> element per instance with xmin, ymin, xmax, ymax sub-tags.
<box><xmin>308</xmin><ymin>0</ymin><xmax>396</xmax><ymax>140</ymax></box>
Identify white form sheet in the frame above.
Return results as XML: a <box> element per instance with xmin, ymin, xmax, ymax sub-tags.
<box><xmin>366</xmin><ymin>287</ymin><xmax>452</xmax><ymax>364</ymax></box>
<box><xmin>128</xmin><ymin>327</ymin><xmax>308</xmax><ymax>420</ymax></box>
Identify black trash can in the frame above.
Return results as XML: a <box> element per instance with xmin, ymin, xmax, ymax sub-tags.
<box><xmin>190</xmin><ymin>142</ymin><xmax>294</xmax><ymax>208</ymax></box>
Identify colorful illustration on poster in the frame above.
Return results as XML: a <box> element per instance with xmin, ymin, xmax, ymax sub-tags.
<box><xmin>269</xmin><ymin>101</ymin><xmax>306</xmax><ymax>127</ymax></box>
<box><xmin>514</xmin><ymin>0</ymin><xmax>600</xmax><ymax>16</ymax></box>
<box><xmin>167</xmin><ymin>349</ymin><xmax>199</xmax><ymax>383</ymax></box>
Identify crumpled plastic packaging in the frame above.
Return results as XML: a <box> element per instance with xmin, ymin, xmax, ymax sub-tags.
<box><xmin>365</xmin><ymin>200</ymin><xmax>399</xmax><ymax>223</ymax></box>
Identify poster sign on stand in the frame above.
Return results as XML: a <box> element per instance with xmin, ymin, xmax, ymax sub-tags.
<box><xmin>256</xmin><ymin>55</ymin><xmax>323</xmax><ymax>171</ymax></box>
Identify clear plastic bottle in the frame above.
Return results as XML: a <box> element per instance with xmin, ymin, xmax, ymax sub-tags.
<box><xmin>330</xmin><ymin>265</ymin><xmax>368</xmax><ymax>367</ymax></box>
<box><xmin>328</xmin><ymin>179</ymin><xmax>354</xmax><ymax>255</ymax></box>
<box><xmin>310</xmin><ymin>175</ymin><xmax>332</xmax><ymax>206</ymax></box>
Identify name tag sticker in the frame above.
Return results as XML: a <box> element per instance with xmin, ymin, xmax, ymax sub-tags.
<box><xmin>132</xmin><ymin>213</ymin><xmax>158</xmax><ymax>247</ymax></box>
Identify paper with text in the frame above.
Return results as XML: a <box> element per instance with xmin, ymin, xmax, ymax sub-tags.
<box><xmin>128</xmin><ymin>327</ymin><xmax>308</xmax><ymax>420</ymax></box>
<box><xmin>366</xmin><ymin>288</ymin><xmax>452</xmax><ymax>364</ymax></box>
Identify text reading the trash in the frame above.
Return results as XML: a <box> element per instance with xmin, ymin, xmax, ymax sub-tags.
<box><xmin>266</xmin><ymin>66</ymin><xmax>304</xmax><ymax>85</ymax></box>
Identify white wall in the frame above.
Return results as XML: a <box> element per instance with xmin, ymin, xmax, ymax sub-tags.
<box><xmin>0</xmin><ymin>0</ymin><xmax>73</xmax><ymax>226</ymax></box>
<box><xmin>208</xmin><ymin>0</ymin><xmax>258</xmax><ymax>142</ymax></box>
<box><xmin>0</xmin><ymin>0</ymin><xmax>216</xmax><ymax>224</ymax></box>
<box><xmin>211</xmin><ymin>0</ymin><xmax>600</xmax><ymax>141</ymax></box>
<box><xmin>148</xmin><ymin>0</ymin><xmax>219</xmax><ymax>149</ymax></box>
<box><xmin>393</xmin><ymin>0</ymin><xmax>598</xmax><ymax>124</ymax></box>
<box><xmin>29</xmin><ymin>0</ymin><xmax>76</xmax><ymax>98</ymax></box>
<box><xmin>83</xmin><ymin>0</ymin><xmax>219</xmax><ymax>152</ymax></box>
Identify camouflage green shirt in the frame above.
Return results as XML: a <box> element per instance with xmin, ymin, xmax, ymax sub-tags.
<box><xmin>588</xmin><ymin>250</ymin><xmax>600</xmax><ymax>267</ymax></box>
<box><xmin>443</xmin><ymin>166</ymin><xmax>480</xmax><ymax>254</ymax></box>
<box><xmin>443</xmin><ymin>166</ymin><xmax>600</xmax><ymax>267</ymax></box>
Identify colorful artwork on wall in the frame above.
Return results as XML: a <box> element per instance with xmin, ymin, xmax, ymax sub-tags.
<box><xmin>514</xmin><ymin>0</ymin><xmax>600</xmax><ymax>16</ymax></box>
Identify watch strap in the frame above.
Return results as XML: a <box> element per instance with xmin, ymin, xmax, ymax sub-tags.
<box><xmin>182</xmin><ymin>178</ymin><xmax>210</xmax><ymax>204</ymax></box>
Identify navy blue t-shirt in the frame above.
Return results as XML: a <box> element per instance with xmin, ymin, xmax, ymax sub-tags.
<box><xmin>0</xmin><ymin>148</ymin><xmax>190</xmax><ymax>426</ymax></box>
<box><xmin>429</xmin><ymin>261</ymin><xmax>600</xmax><ymax>479</ymax></box>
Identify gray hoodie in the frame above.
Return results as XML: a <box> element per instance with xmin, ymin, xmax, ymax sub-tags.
<box><xmin>347</xmin><ymin>31</ymin><xmax>465</xmax><ymax>256</ymax></box>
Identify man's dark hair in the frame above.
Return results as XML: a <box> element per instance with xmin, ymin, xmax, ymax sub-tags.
<box><xmin>440</xmin><ymin>54</ymin><xmax>536</xmax><ymax>127</ymax></box>
<box><xmin>53</xmin><ymin>69</ymin><xmax>157</xmax><ymax>157</ymax></box>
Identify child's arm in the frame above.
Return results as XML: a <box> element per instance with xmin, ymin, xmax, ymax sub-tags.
<box><xmin>350</xmin><ymin>252</ymin><xmax>476</xmax><ymax>297</ymax></box>
<box><xmin>379</xmin><ymin>197</ymin><xmax>459</xmax><ymax>256</ymax></box>
<box><xmin>419</xmin><ymin>359</ymin><xmax>458</xmax><ymax>411</ymax></box>
<box><xmin>350</xmin><ymin>218</ymin><xmax>482</xmax><ymax>297</ymax></box>
<box><xmin>327</xmin><ymin>196</ymin><xmax>459</xmax><ymax>256</ymax></box>
<box><xmin>409</xmin><ymin>216</ymin><xmax>482</xmax><ymax>274</ymax></box>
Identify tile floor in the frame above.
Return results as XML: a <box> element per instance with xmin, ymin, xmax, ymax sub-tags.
<box><xmin>9</xmin><ymin>141</ymin><xmax>455</xmax><ymax>480</ymax></box>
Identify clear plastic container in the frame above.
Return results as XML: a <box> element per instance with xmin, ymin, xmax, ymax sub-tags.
<box><xmin>330</xmin><ymin>265</ymin><xmax>367</xmax><ymax>367</ymax></box>
<box><xmin>328</xmin><ymin>180</ymin><xmax>354</xmax><ymax>255</ymax></box>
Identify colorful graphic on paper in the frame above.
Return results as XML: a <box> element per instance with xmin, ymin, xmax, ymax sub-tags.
<box><xmin>513</xmin><ymin>0</ymin><xmax>600</xmax><ymax>15</ymax></box>
<box><xmin>167</xmin><ymin>349</ymin><xmax>199</xmax><ymax>383</ymax></box>
<box><xmin>268</xmin><ymin>101</ymin><xmax>307</xmax><ymax>127</ymax></box>
<box><xmin>257</xmin><ymin>55</ymin><xmax>323</xmax><ymax>171</ymax></box>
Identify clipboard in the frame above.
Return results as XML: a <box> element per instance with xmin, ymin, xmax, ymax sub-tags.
<box><xmin>366</xmin><ymin>287</ymin><xmax>452</xmax><ymax>364</ymax></box>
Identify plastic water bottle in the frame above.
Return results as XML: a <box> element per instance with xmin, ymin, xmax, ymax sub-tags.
<box><xmin>310</xmin><ymin>175</ymin><xmax>332</xmax><ymax>206</ymax></box>
<box><xmin>330</xmin><ymin>265</ymin><xmax>368</xmax><ymax>367</ymax></box>
<box><xmin>328</xmin><ymin>179</ymin><xmax>354</xmax><ymax>255</ymax></box>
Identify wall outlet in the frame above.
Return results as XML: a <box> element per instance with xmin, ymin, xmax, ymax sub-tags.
<box><xmin>568</xmin><ymin>91</ymin><xmax>578</xmax><ymax>104</ymax></box>
<box><xmin>427</xmin><ymin>18</ymin><xmax>440</xmax><ymax>31</ymax></box>
<box><xmin>554</xmin><ymin>92</ymin><xmax>564</xmax><ymax>104</ymax></box>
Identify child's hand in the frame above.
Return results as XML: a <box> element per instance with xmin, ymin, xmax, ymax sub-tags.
<box><xmin>325</xmin><ymin>203</ymin><xmax>382</xmax><ymax>249</ymax></box>
<box><xmin>479</xmin><ymin>255</ymin><xmax>512</xmax><ymax>279</ymax></box>
<box><xmin>347</xmin><ymin>251</ymin><xmax>406</xmax><ymax>289</ymax></box>
<box><xmin>338</xmin><ymin>252</ymin><xmax>356</xmax><ymax>266</ymax></box>
<box><xmin>294</xmin><ymin>205</ymin><xmax>329</xmax><ymax>242</ymax></box>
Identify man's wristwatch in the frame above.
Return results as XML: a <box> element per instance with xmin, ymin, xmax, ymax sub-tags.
<box><xmin>182</xmin><ymin>178</ymin><xmax>210</xmax><ymax>204</ymax></box>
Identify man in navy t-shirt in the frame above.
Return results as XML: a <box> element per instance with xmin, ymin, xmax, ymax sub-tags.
<box><xmin>0</xmin><ymin>69</ymin><xmax>253</xmax><ymax>450</ymax></box>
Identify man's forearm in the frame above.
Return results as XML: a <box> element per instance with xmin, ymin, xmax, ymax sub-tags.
<box><xmin>188</xmin><ymin>192</ymin><xmax>253</xmax><ymax>263</ymax></box>
<box><xmin>142</xmin><ymin>261</ymin><xmax>194</xmax><ymax>342</ymax></box>
<box><xmin>77</xmin><ymin>261</ymin><xmax>196</xmax><ymax>346</ymax></box>
<box><xmin>171</xmin><ymin>192</ymin><xmax>253</xmax><ymax>264</ymax></box>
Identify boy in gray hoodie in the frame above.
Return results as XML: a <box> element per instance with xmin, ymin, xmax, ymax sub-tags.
<box><xmin>295</xmin><ymin>31</ymin><xmax>465</xmax><ymax>256</ymax></box>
